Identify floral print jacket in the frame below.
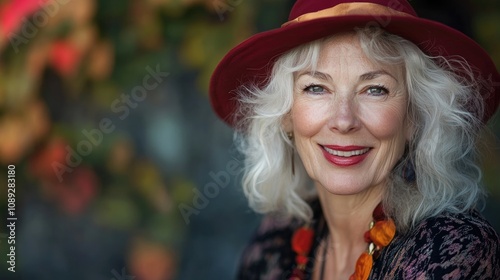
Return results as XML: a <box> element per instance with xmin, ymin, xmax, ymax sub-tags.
<box><xmin>237</xmin><ymin>200</ymin><xmax>500</xmax><ymax>279</ymax></box>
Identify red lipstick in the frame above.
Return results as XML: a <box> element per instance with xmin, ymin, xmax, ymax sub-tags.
<box><xmin>320</xmin><ymin>145</ymin><xmax>370</xmax><ymax>167</ymax></box>
<box><xmin>322</xmin><ymin>145</ymin><xmax>367</xmax><ymax>151</ymax></box>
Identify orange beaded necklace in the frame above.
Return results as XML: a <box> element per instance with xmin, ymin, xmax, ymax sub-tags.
<box><xmin>289</xmin><ymin>203</ymin><xmax>396</xmax><ymax>280</ymax></box>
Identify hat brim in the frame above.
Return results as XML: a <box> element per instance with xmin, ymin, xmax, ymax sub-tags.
<box><xmin>210</xmin><ymin>15</ymin><xmax>500</xmax><ymax>126</ymax></box>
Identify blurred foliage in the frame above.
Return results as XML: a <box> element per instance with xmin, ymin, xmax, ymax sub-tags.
<box><xmin>0</xmin><ymin>0</ymin><xmax>291</xmax><ymax>279</ymax></box>
<box><xmin>0</xmin><ymin>0</ymin><xmax>245</xmax><ymax>279</ymax></box>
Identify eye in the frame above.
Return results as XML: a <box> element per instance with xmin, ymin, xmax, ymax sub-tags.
<box><xmin>366</xmin><ymin>85</ymin><xmax>389</xmax><ymax>96</ymax></box>
<box><xmin>303</xmin><ymin>84</ymin><xmax>326</xmax><ymax>95</ymax></box>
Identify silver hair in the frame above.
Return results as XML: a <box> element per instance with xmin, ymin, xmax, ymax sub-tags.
<box><xmin>234</xmin><ymin>28</ymin><xmax>485</xmax><ymax>232</ymax></box>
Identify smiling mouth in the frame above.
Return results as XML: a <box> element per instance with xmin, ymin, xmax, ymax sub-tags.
<box><xmin>323</xmin><ymin>146</ymin><xmax>370</xmax><ymax>157</ymax></box>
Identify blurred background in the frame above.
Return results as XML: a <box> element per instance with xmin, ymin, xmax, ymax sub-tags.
<box><xmin>0</xmin><ymin>0</ymin><xmax>498</xmax><ymax>279</ymax></box>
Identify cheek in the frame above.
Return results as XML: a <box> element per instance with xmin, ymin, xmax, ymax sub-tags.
<box><xmin>360</xmin><ymin>102</ymin><xmax>407</xmax><ymax>140</ymax></box>
<box><xmin>290</xmin><ymin>100</ymin><xmax>328</xmax><ymax>172</ymax></box>
<box><xmin>291</xmin><ymin>99</ymin><xmax>329</xmax><ymax>136</ymax></box>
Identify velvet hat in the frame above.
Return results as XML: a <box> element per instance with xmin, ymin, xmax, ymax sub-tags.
<box><xmin>209</xmin><ymin>0</ymin><xmax>500</xmax><ymax>126</ymax></box>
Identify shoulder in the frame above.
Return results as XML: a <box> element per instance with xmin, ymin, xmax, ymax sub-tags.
<box><xmin>236</xmin><ymin>214</ymin><xmax>299</xmax><ymax>280</ymax></box>
<box><xmin>372</xmin><ymin>210</ymin><xmax>500</xmax><ymax>279</ymax></box>
<box><xmin>409</xmin><ymin>210</ymin><xmax>499</xmax><ymax>251</ymax></box>
<box><xmin>236</xmin><ymin>200</ymin><xmax>323</xmax><ymax>280</ymax></box>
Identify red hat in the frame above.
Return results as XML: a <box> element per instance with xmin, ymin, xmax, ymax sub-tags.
<box><xmin>209</xmin><ymin>0</ymin><xmax>500</xmax><ymax>126</ymax></box>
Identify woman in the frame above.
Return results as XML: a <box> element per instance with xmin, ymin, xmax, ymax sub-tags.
<box><xmin>210</xmin><ymin>0</ymin><xmax>500</xmax><ymax>279</ymax></box>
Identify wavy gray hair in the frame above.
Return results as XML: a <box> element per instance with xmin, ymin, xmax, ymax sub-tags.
<box><xmin>234</xmin><ymin>28</ymin><xmax>485</xmax><ymax>233</ymax></box>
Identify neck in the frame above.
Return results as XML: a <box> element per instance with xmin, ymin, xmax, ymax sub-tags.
<box><xmin>315</xmin><ymin>182</ymin><xmax>385</xmax><ymax>276</ymax></box>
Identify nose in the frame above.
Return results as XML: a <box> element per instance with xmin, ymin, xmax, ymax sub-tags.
<box><xmin>328</xmin><ymin>97</ymin><xmax>361</xmax><ymax>133</ymax></box>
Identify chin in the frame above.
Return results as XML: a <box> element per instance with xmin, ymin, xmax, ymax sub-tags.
<box><xmin>317</xmin><ymin>183</ymin><xmax>368</xmax><ymax>196</ymax></box>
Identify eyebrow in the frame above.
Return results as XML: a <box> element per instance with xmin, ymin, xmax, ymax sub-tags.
<box><xmin>359</xmin><ymin>70</ymin><xmax>397</xmax><ymax>82</ymax></box>
<box><xmin>297</xmin><ymin>69</ymin><xmax>397</xmax><ymax>82</ymax></box>
<box><xmin>296</xmin><ymin>71</ymin><xmax>332</xmax><ymax>81</ymax></box>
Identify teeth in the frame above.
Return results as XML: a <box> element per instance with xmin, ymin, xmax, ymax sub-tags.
<box><xmin>324</xmin><ymin>147</ymin><xmax>369</xmax><ymax>157</ymax></box>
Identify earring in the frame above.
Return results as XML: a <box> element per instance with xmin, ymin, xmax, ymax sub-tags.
<box><xmin>287</xmin><ymin>132</ymin><xmax>295</xmax><ymax>176</ymax></box>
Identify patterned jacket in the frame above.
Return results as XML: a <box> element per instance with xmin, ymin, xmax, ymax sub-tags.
<box><xmin>237</xmin><ymin>200</ymin><xmax>500</xmax><ymax>279</ymax></box>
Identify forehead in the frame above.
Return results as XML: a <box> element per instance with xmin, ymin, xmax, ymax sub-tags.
<box><xmin>315</xmin><ymin>32</ymin><xmax>404</xmax><ymax>79</ymax></box>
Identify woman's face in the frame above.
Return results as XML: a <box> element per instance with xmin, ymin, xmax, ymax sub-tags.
<box><xmin>286</xmin><ymin>33</ymin><xmax>409</xmax><ymax>196</ymax></box>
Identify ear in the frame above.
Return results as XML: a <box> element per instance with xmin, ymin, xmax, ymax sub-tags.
<box><xmin>282</xmin><ymin>111</ymin><xmax>293</xmax><ymax>133</ymax></box>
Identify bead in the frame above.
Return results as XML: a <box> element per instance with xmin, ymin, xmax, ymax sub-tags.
<box><xmin>364</xmin><ymin>231</ymin><xmax>371</xmax><ymax>243</ymax></box>
<box><xmin>369</xmin><ymin>221</ymin><xmax>375</xmax><ymax>229</ymax></box>
<box><xmin>289</xmin><ymin>268</ymin><xmax>305</xmax><ymax>280</ymax></box>
<box><xmin>290</xmin><ymin>202</ymin><xmax>395</xmax><ymax>280</ymax></box>
<box><xmin>291</xmin><ymin>227</ymin><xmax>314</xmax><ymax>254</ymax></box>
<box><xmin>368</xmin><ymin>242</ymin><xmax>376</xmax><ymax>255</ymax></box>
<box><xmin>369</xmin><ymin>219</ymin><xmax>396</xmax><ymax>247</ymax></box>
<box><xmin>296</xmin><ymin>255</ymin><xmax>308</xmax><ymax>265</ymax></box>
<box><xmin>350</xmin><ymin>252</ymin><xmax>373</xmax><ymax>280</ymax></box>
<box><xmin>372</xmin><ymin>203</ymin><xmax>387</xmax><ymax>221</ymax></box>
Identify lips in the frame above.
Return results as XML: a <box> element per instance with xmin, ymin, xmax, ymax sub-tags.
<box><xmin>320</xmin><ymin>145</ymin><xmax>371</xmax><ymax>166</ymax></box>
<box><xmin>323</xmin><ymin>146</ymin><xmax>370</xmax><ymax>157</ymax></box>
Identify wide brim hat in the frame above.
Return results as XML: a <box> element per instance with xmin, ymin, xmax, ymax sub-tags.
<box><xmin>209</xmin><ymin>0</ymin><xmax>500</xmax><ymax>126</ymax></box>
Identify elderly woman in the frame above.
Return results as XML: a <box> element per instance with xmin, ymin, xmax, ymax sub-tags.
<box><xmin>210</xmin><ymin>0</ymin><xmax>500</xmax><ymax>279</ymax></box>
